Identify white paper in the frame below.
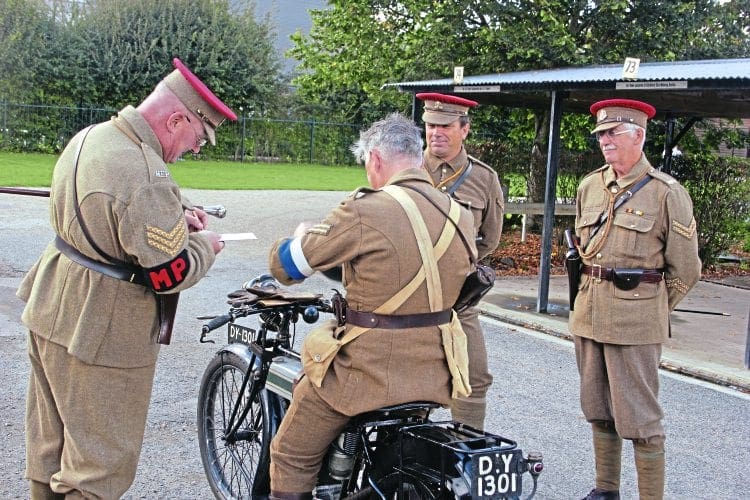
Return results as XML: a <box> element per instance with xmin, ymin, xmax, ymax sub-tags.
<box><xmin>220</xmin><ymin>232</ymin><xmax>258</xmax><ymax>241</ymax></box>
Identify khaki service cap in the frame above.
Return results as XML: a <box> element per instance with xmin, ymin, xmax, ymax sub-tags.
<box><xmin>163</xmin><ymin>58</ymin><xmax>237</xmax><ymax>145</ymax></box>
<box><xmin>416</xmin><ymin>92</ymin><xmax>478</xmax><ymax>125</ymax></box>
<box><xmin>590</xmin><ymin>98</ymin><xmax>656</xmax><ymax>134</ymax></box>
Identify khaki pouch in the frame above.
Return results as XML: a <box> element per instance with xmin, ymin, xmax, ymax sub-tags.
<box><xmin>439</xmin><ymin>310</ymin><xmax>472</xmax><ymax>398</ymax></box>
<box><xmin>300</xmin><ymin>319</ymin><xmax>348</xmax><ymax>387</ymax></box>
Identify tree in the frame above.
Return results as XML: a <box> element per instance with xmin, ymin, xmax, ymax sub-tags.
<box><xmin>68</xmin><ymin>0</ymin><xmax>283</xmax><ymax>114</ymax></box>
<box><xmin>290</xmin><ymin>0</ymin><xmax>750</xmax><ymax>212</ymax></box>
<box><xmin>1</xmin><ymin>0</ymin><xmax>284</xmax><ymax>115</ymax></box>
<box><xmin>0</xmin><ymin>0</ymin><xmax>63</xmax><ymax>103</ymax></box>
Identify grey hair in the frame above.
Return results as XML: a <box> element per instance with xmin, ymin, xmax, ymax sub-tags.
<box><xmin>350</xmin><ymin>113</ymin><xmax>424</xmax><ymax>168</ymax></box>
<box><xmin>621</xmin><ymin>122</ymin><xmax>646</xmax><ymax>151</ymax></box>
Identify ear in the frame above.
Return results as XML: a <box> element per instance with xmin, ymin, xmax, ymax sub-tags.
<box><xmin>166</xmin><ymin>111</ymin><xmax>185</xmax><ymax>133</ymax></box>
<box><xmin>461</xmin><ymin>122</ymin><xmax>471</xmax><ymax>139</ymax></box>
<box><xmin>369</xmin><ymin>148</ymin><xmax>382</xmax><ymax>171</ymax></box>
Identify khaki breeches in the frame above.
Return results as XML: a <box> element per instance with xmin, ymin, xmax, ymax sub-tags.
<box><xmin>25</xmin><ymin>332</ymin><xmax>156</xmax><ymax>499</ymax></box>
<box><xmin>574</xmin><ymin>336</ymin><xmax>664</xmax><ymax>441</ymax></box>
<box><xmin>270</xmin><ymin>377</ymin><xmax>350</xmax><ymax>493</ymax></box>
<box><xmin>457</xmin><ymin>306</ymin><xmax>493</xmax><ymax>398</ymax></box>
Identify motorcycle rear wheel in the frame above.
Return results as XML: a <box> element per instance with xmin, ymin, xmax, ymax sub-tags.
<box><xmin>198</xmin><ymin>350</ymin><xmax>272</xmax><ymax>499</ymax></box>
<box><xmin>375</xmin><ymin>472</ymin><xmax>438</xmax><ymax>499</ymax></box>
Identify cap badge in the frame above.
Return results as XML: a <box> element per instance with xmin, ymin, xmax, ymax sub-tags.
<box><xmin>597</xmin><ymin>109</ymin><xmax>607</xmax><ymax>121</ymax></box>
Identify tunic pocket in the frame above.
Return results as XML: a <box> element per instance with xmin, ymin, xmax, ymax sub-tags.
<box><xmin>614</xmin><ymin>281</ymin><xmax>660</xmax><ymax>300</ymax></box>
<box><xmin>610</xmin><ymin>212</ymin><xmax>655</xmax><ymax>258</ymax></box>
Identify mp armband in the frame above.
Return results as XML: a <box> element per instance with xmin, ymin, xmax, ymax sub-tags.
<box><xmin>142</xmin><ymin>249</ymin><xmax>191</xmax><ymax>291</ymax></box>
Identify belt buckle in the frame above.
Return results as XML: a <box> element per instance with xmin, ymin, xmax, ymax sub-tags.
<box><xmin>592</xmin><ymin>264</ymin><xmax>602</xmax><ymax>283</ymax></box>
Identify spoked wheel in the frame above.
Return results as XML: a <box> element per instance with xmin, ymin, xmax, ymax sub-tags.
<box><xmin>198</xmin><ymin>350</ymin><xmax>272</xmax><ymax>499</ymax></box>
<box><xmin>375</xmin><ymin>472</ymin><xmax>438</xmax><ymax>500</ymax></box>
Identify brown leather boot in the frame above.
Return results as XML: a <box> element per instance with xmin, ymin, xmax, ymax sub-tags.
<box><xmin>634</xmin><ymin>441</ymin><xmax>665</xmax><ymax>500</ymax></box>
<box><xmin>581</xmin><ymin>488</ymin><xmax>621</xmax><ymax>500</ymax></box>
<box><xmin>581</xmin><ymin>488</ymin><xmax>620</xmax><ymax>500</ymax></box>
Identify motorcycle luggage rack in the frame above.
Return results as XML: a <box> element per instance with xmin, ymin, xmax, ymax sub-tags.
<box><xmin>396</xmin><ymin>421</ymin><xmax>520</xmax><ymax>498</ymax></box>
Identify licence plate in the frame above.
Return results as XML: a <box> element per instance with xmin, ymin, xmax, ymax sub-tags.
<box><xmin>228</xmin><ymin>323</ymin><xmax>255</xmax><ymax>345</ymax></box>
<box><xmin>470</xmin><ymin>449</ymin><xmax>523</xmax><ymax>498</ymax></box>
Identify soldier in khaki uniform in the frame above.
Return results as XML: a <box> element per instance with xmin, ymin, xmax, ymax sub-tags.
<box><xmin>570</xmin><ymin>99</ymin><xmax>701</xmax><ymax>500</ymax></box>
<box><xmin>17</xmin><ymin>58</ymin><xmax>236</xmax><ymax>499</ymax></box>
<box><xmin>417</xmin><ymin>92</ymin><xmax>505</xmax><ymax>430</ymax></box>
<box><xmin>267</xmin><ymin>113</ymin><xmax>476</xmax><ymax>498</ymax></box>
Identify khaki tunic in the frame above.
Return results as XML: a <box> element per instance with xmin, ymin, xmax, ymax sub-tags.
<box><xmin>423</xmin><ymin>147</ymin><xmax>504</xmax><ymax>411</ymax></box>
<box><xmin>17</xmin><ymin>106</ymin><xmax>216</xmax><ymax>496</ymax></box>
<box><xmin>18</xmin><ymin>106</ymin><xmax>216</xmax><ymax>367</ymax></box>
<box><xmin>269</xmin><ymin>168</ymin><xmax>475</xmax><ymax>414</ymax></box>
<box><xmin>268</xmin><ymin>169</ymin><xmax>476</xmax><ymax>492</ymax></box>
<box><xmin>569</xmin><ymin>155</ymin><xmax>701</xmax><ymax>345</ymax></box>
<box><xmin>423</xmin><ymin>147</ymin><xmax>504</xmax><ymax>259</ymax></box>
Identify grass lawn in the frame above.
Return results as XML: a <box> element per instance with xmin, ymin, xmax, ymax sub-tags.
<box><xmin>0</xmin><ymin>152</ymin><xmax>368</xmax><ymax>191</ymax></box>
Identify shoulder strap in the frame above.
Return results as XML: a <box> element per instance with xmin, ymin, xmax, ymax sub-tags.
<box><xmin>587</xmin><ymin>174</ymin><xmax>653</xmax><ymax>243</ymax></box>
<box><xmin>401</xmin><ymin>185</ymin><xmax>477</xmax><ymax>265</ymax></box>
<box><xmin>382</xmin><ymin>185</ymin><xmax>443</xmax><ymax>311</ymax></box>
<box><xmin>70</xmin><ymin>125</ymin><xmax>128</xmax><ymax>266</ymax></box>
<box><xmin>337</xmin><ymin>185</ymin><xmax>457</xmax><ymax>344</ymax></box>
<box><xmin>446</xmin><ymin>160</ymin><xmax>474</xmax><ymax>196</ymax></box>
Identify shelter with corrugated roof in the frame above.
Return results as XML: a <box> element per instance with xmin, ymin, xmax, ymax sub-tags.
<box><xmin>383</xmin><ymin>57</ymin><xmax>750</xmax><ymax>313</ymax></box>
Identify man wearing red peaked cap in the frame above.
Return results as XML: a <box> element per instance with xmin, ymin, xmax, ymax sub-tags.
<box><xmin>570</xmin><ymin>98</ymin><xmax>700</xmax><ymax>500</ymax></box>
<box><xmin>164</xmin><ymin>57</ymin><xmax>237</xmax><ymax>146</ymax></box>
<box><xmin>416</xmin><ymin>92</ymin><xmax>505</xmax><ymax>431</ymax></box>
<box><xmin>590</xmin><ymin>98</ymin><xmax>656</xmax><ymax>134</ymax></box>
<box><xmin>18</xmin><ymin>58</ymin><xmax>236</xmax><ymax>498</ymax></box>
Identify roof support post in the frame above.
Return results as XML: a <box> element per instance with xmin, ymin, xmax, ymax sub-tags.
<box><xmin>662</xmin><ymin>114</ymin><xmax>676</xmax><ymax>174</ymax></box>
<box><xmin>537</xmin><ymin>91</ymin><xmax>565</xmax><ymax>313</ymax></box>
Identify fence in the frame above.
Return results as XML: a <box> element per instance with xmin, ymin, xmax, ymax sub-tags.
<box><xmin>0</xmin><ymin>100</ymin><xmax>362</xmax><ymax>165</ymax></box>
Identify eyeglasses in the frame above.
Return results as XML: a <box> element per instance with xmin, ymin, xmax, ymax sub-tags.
<box><xmin>185</xmin><ymin>114</ymin><xmax>208</xmax><ymax>148</ymax></box>
<box><xmin>594</xmin><ymin>127</ymin><xmax>632</xmax><ymax>140</ymax></box>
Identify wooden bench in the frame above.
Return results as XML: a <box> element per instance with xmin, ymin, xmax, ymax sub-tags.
<box><xmin>504</xmin><ymin>201</ymin><xmax>576</xmax><ymax>242</ymax></box>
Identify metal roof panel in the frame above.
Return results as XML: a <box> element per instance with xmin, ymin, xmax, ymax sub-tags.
<box><xmin>382</xmin><ymin>58</ymin><xmax>750</xmax><ymax>118</ymax></box>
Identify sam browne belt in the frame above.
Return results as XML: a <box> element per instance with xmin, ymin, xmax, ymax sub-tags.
<box><xmin>581</xmin><ymin>264</ymin><xmax>664</xmax><ymax>290</ymax></box>
<box><xmin>55</xmin><ymin>236</ymin><xmax>147</xmax><ymax>286</ymax></box>
<box><xmin>345</xmin><ymin>308</ymin><xmax>452</xmax><ymax>329</ymax></box>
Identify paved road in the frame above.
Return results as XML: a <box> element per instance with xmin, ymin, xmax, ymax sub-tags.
<box><xmin>1</xmin><ymin>190</ymin><xmax>749</xmax><ymax>499</ymax></box>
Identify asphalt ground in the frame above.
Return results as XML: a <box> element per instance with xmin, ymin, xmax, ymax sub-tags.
<box><xmin>478</xmin><ymin>275</ymin><xmax>750</xmax><ymax>393</ymax></box>
<box><xmin>1</xmin><ymin>188</ymin><xmax>748</xmax><ymax>499</ymax></box>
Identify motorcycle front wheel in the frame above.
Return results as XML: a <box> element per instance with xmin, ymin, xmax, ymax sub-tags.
<box><xmin>197</xmin><ymin>350</ymin><xmax>272</xmax><ymax>499</ymax></box>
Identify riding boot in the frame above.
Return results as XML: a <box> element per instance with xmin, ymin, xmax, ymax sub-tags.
<box><xmin>579</xmin><ymin>421</ymin><xmax>621</xmax><ymax>499</ymax></box>
<box><xmin>29</xmin><ymin>480</ymin><xmax>65</xmax><ymax>500</ymax></box>
<box><xmin>269</xmin><ymin>490</ymin><xmax>313</xmax><ymax>500</ymax></box>
<box><xmin>450</xmin><ymin>397</ymin><xmax>486</xmax><ymax>430</ymax></box>
<box><xmin>634</xmin><ymin>440</ymin><xmax>665</xmax><ymax>500</ymax></box>
<box><xmin>581</xmin><ymin>488</ymin><xmax>620</xmax><ymax>500</ymax></box>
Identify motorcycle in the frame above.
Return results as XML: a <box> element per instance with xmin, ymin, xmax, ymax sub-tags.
<box><xmin>196</xmin><ymin>274</ymin><xmax>543</xmax><ymax>499</ymax></box>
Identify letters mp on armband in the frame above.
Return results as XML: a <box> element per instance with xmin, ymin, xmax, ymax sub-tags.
<box><xmin>143</xmin><ymin>249</ymin><xmax>191</xmax><ymax>291</ymax></box>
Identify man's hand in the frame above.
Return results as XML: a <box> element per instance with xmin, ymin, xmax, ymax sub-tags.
<box><xmin>293</xmin><ymin>221</ymin><xmax>315</xmax><ymax>238</ymax></box>
<box><xmin>185</xmin><ymin>207</ymin><xmax>209</xmax><ymax>232</ymax></box>
<box><xmin>200</xmin><ymin>230</ymin><xmax>225</xmax><ymax>255</ymax></box>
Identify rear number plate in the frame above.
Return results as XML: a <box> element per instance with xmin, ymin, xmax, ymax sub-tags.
<box><xmin>471</xmin><ymin>449</ymin><xmax>523</xmax><ymax>498</ymax></box>
<box><xmin>228</xmin><ymin>323</ymin><xmax>254</xmax><ymax>345</ymax></box>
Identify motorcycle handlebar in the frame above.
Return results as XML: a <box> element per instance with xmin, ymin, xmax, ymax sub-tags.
<box><xmin>196</xmin><ymin>205</ymin><xmax>227</xmax><ymax>218</ymax></box>
<box><xmin>202</xmin><ymin>314</ymin><xmax>232</xmax><ymax>334</ymax></box>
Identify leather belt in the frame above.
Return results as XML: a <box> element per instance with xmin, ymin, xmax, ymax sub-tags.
<box><xmin>581</xmin><ymin>264</ymin><xmax>664</xmax><ymax>283</ymax></box>
<box><xmin>55</xmin><ymin>236</ymin><xmax>147</xmax><ymax>286</ymax></box>
<box><xmin>345</xmin><ymin>308</ymin><xmax>452</xmax><ymax>329</ymax></box>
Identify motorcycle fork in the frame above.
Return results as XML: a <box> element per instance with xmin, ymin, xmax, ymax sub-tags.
<box><xmin>221</xmin><ymin>349</ymin><xmax>269</xmax><ymax>443</ymax></box>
